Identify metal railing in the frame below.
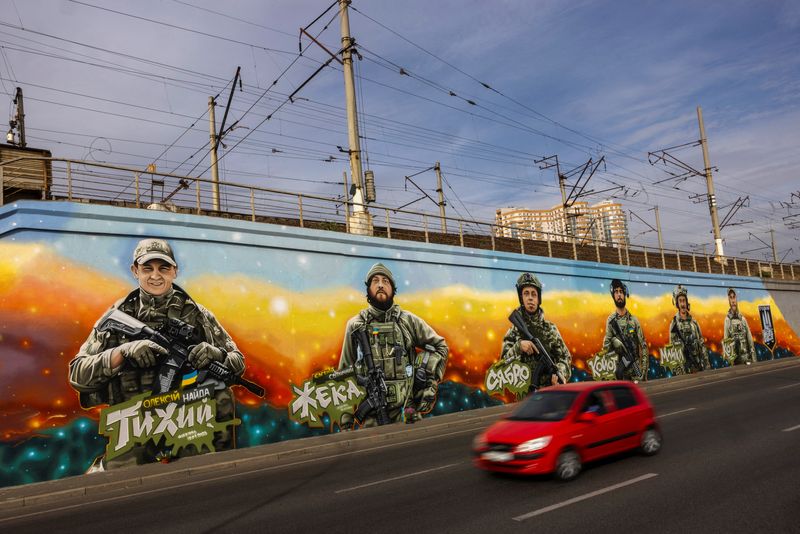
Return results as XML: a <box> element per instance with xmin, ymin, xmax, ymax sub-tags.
<box><xmin>1</xmin><ymin>157</ymin><xmax>797</xmax><ymax>281</ymax></box>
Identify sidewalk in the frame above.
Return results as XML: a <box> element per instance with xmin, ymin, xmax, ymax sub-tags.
<box><xmin>2</xmin><ymin>357</ymin><xmax>797</xmax><ymax>513</ymax></box>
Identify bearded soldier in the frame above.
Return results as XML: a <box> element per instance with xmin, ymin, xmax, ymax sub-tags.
<box><xmin>602</xmin><ymin>279</ymin><xmax>648</xmax><ymax>381</ymax></box>
<box><xmin>668</xmin><ymin>284</ymin><xmax>709</xmax><ymax>373</ymax></box>
<box><xmin>724</xmin><ymin>288</ymin><xmax>757</xmax><ymax>365</ymax></box>
<box><xmin>338</xmin><ymin>263</ymin><xmax>448</xmax><ymax>428</ymax></box>
<box><xmin>500</xmin><ymin>273</ymin><xmax>572</xmax><ymax>392</ymax></box>
<box><xmin>69</xmin><ymin>238</ymin><xmax>245</xmax><ymax>469</ymax></box>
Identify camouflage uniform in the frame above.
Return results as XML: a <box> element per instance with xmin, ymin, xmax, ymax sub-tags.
<box><xmin>603</xmin><ymin>311</ymin><xmax>648</xmax><ymax>381</ymax></box>
<box><xmin>69</xmin><ymin>284</ymin><xmax>245</xmax><ymax>469</ymax></box>
<box><xmin>724</xmin><ymin>309</ymin><xmax>757</xmax><ymax>364</ymax></box>
<box><xmin>501</xmin><ymin>307</ymin><xmax>572</xmax><ymax>390</ymax></box>
<box><xmin>669</xmin><ymin>312</ymin><xmax>708</xmax><ymax>373</ymax></box>
<box><xmin>338</xmin><ymin>264</ymin><xmax>448</xmax><ymax>428</ymax></box>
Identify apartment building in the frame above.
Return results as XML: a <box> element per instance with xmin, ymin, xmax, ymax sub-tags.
<box><xmin>495</xmin><ymin>199</ymin><xmax>629</xmax><ymax>246</ymax></box>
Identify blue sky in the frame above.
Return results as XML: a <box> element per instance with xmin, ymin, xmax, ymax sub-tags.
<box><xmin>1</xmin><ymin>0</ymin><xmax>798</xmax><ymax>261</ymax></box>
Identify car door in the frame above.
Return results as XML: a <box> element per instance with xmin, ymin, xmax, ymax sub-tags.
<box><xmin>573</xmin><ymin>388</ymin><xmax>620</xmax><ymax>461</ymax></box>
<box><xmin>607</xmin><ymin>385</ymin><xmax>645</xmax><ymax>452</ymax></box>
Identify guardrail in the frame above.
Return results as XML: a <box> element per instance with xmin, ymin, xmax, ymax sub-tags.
<box><xmin>1</xmin><ymin>157</ymin><xmax>797</xmax><ymax>280</ymax></box>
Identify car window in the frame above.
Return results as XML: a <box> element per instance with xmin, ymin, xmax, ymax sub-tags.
<box><xmin>508</xmin><ymin>391</ymin><xmax>579</xmax><ymax>422</ymax></box>
<box><xmin>609</xmin><ymin>387</ymin><xmax>639</xmax><ymax>410</ymax></box>
<box><xmin>581</xmin><ymin>389</ymin><xmax>614</xmax><ymax>415</ymax></box>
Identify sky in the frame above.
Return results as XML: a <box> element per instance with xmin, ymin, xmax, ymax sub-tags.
<box><xmin>1</xmin><ymin>0</ymin><xmax>798</xmax><ymax>262</ymax></box>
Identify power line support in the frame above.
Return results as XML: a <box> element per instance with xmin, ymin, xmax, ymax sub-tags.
<box><xmin>771</xmin><ymin>228</ymin><xmax>777</xmax><ymax>263</ymax></box>
<box><xmin>654</xmin><ymin>205</ymin><xmax>665</xmax><ymax>267</ymax></box>
<box><xmin>340</xmin><ymin>0</ymin><xmax>372</xmax><ymax>235</ymax></box>
<box><xmin>435</xmin><ymin>161</ymin><xmax>447</xmax><ymax>233</ymax></box>
<box><xmin>697</xmin><ymin>106</ymin><xmax>724</xmax><ymax>259</ymax></box>
<box><xmin>208</xmin><ymin>96</ymin><xmax>220</xmax><ymax>211</ymax></box>
<box><xmin>6</xmin><ymin>87</ymin><xmax>26</xmax><ymax>147</ymax></box>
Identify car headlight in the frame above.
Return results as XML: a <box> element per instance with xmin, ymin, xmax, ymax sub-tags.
<box><xmin>515</xmin><ymin>436</ymin><xmax>552</xmax><ymax>454</ymax></box>
<box><xmin>472</xmin><ymin>434</ymin><xmax>488</xmax><ymax>449</ymax></box>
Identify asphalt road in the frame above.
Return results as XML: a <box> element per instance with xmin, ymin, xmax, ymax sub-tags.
<box><xmin>3</xmin><ymin>361</ymin><xmax>800</xmax><ymax>534</ymax></box>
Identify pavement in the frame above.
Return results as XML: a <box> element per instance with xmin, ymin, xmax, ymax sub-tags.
<box><xmin>2</xmin><ymin>356</ymin><xmax>798</xmax><ymax>513</ymax></box>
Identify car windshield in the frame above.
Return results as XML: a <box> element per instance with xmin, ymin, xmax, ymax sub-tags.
<box><xmin>507</xmin><ymin>391</ymin><xmax>578</xmax><ymax>422</ymax></box>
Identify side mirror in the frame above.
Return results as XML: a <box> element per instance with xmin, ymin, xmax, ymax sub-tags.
<box><xmin>578</xmin><ymin>411</ymin><xmax>598</xmax><ymax>423</ymax></box>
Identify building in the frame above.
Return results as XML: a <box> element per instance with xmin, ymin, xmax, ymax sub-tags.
<box><xmin>495</xmin><ymin>199</ymin><xmax>629</xmax><ymax>247</ymax></box>
<box><xmin>0</xmin><ymin>144</ymin><xmax>52</xmax><ymax>204</ymax></box>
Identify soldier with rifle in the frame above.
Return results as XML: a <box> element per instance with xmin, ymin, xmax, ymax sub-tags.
<box><xmin>602</xmin><ymin>279</ymin><xmax>648</xmax><ymax>381</ymax></box>
<box><xmin>337</xmin><ymin>263</ymin><xmax>448</xmax><ymax>428</ymax></box>
<box><xmin>723</xmin><ymin>288</ymin><xmax>757</xmax><ymax>365</ymax></box>
<box><xmin>500</xmin><ymin>273</ymin><xmax>572</xmax><ymax>394</ymax></box>
<box><xmin>69</xmin><ymin>238</ymin><xmax>249</xmax><ymax>469</ymax></box>
<box><xmin>668</xmin><ymin>284</ymin><xmax>709</xmax><ymax>373</ymax></box>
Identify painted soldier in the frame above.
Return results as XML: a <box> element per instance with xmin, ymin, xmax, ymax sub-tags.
<box><xmin>69</xmin><ymin>238</ymin><xmax>245</xmax><ymax>469</ymax></box>
<box><xmin>602</xmin><ymin>279</ymin><xmax>648</xmax><ymax>381</ymax></box>
<box><xmin>500</xmin><ymin>273</ymin><xmax>572</xmax><ymax>392</ymax></box>
<box><xmin>724</xmin><ymin>288</ymin><xmax>757</xmax><ymax>365</ymax></box>
<box><xmin>338</xmin><ymin>263</ymin><xmax>448</xmax><ymax>428</ymax></box>
<box><xmin>668</xmin><ymin>284</ymin><xmax>709</xmax><ymax>373</ymax></box>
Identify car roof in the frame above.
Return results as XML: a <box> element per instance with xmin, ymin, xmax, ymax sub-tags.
<box><xmin>546</xmin><ymin>381</ymin><xmax>637</xmax><ymax>392</ymax></box>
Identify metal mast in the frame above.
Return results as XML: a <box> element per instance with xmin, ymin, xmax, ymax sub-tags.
<box><xmin>340</xmin><ymin>0</ymin><xmax>372</xmax><ymax>234</ymax></box>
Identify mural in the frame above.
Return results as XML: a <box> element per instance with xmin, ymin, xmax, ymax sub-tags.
<box><xmin>1</xmin><ymin>203</ymin><xmax>798</xmax><ymax>487</ymax></box>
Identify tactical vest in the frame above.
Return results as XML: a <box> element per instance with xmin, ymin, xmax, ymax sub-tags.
<box><xmin>674</xmin><ymin>318</ymin><xmax>701</xmax><ymax>356</ymax></box>
<box><xmin>81</xmin><ymin>286</ymin><xmax>205</xmax><ymax>407</ymax></box>
<box><xmin>357</xmin><ymin>320</ymin><xmax>413</xmax><ymax>409</ymax></box>
<box><xmin>523</xmin><ymin>313</ymin><xmax>556</xmax><ymax>360</ymax></box>
<box><xmin>616</xmin><ymin>316</ymin><xmax>637</xmax><ymax>342</ymax></box>
<box><xmin>728</xmin><ymin>317</ymin><xmax>747</xmax><ymax>340</ymax></box>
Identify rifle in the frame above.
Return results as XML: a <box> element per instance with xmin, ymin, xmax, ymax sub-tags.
<box><xmin>609</xmin><ymin>318</ymin><xmax>642</xmax><ymax>379</ymax></box>
<box><xmin>352</xmin><ymin>327</ymin><xmax>391</xmax><ymax>426</ymax></box>
<box><xmin>508</xmin><ymin>309</ymin><xmax>565</xmax><ymax>390</ymax></box>
<box><xmin>97</xmin><ymin>308</ymin><xmax>265</xmax><ymax>397</ymax></box>
<box><xmin>670</xmin><ymin>320</ymin><xmax>702</xmax><ymax>372</ymax></box>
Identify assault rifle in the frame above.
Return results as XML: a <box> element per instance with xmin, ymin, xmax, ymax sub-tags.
<box><xmin>670</xmin><ymin>321</ymin><xmax>703</xmax><ymax>372</ymax></box>
<box><xmin>96</xmin><ymin>308</ymin><xmax>265</xmax><ymax>397</ymax></box>
<box><xmin>352</xmin><ymin>328</ymin><xmax>391</xmax><ymax>426</ymax></box>
<box><xmin>609</xmin><ymin>319</ymin><xmax>642</xmax><ymax>380</ymax></box>
<box><xmin>508</xmin><ymin>309</ymin><xmax>565</xmax><ymax>390</ymax></box>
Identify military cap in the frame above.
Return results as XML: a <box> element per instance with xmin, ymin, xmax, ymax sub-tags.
<box><xmin>133</xmin><ymin>238</ymin><xmax>177</xmax><ymax>266</ymax></box>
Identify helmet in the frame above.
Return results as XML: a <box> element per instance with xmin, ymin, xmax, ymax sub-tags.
<box><xmin>609</xmin><ymin>279</ymin><xmax>629</xmax><ymax>298</ymax></box>
<box><xmin>515</xmin><ymin>273</ymin><xmax>542</xmax><ymax>304</ymax></box>
<box><xmin>672</xmin><ymin>284</ymin><xmax>689</xmax><ymax>308</ymax></box>
<box><xmin>727</xmin><ymin>287</ymin><xmax>737</xmax><ymax>297</ymax></box>
<box><xmin>365</xmin><ymin>262</ymin><xmax>396</xmax><ymax>292</ymax></box>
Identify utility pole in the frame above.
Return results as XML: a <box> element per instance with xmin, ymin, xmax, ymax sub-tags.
<box><xmin>7</xmin><ymin>87</ymin><xmax>27</xmax><ymax>147</ymax></box>
<box><xmin>770</xmin><ymin>228</ymin><xmax>778</xmax><ymax>262</ymax></box>
<box><xmin>434</xmin><ymin>161</ymin><xmax>447</xmax><ymax>233</ymax></box>
<box><xmin>654</xmin><ymin>205</ymin><xmax>664</xmax><ymax>253</ymax></box>
<box><xmin>697</xmin><ymin>106</ymin><xmax>723</xmax><ymax>259</ymax></box>
<box><xmin>208</xmin><ymin>96</ymin><xmax>220</xmax><ymax>211</ymax></box>
<box><xmin>340</xmin><ymin>0</ymin><xmax>372</xmax><ymax>235</ymax></box>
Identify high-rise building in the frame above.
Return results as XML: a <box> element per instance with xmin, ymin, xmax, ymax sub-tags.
<box><xmin>495</xmin><ymin>200</ymin><xmax>629</xmax><ymax>247</ymax></box>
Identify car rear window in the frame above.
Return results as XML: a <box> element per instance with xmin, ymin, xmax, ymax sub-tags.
<box><xmin>508</xmin><ymin>391</ymin><xmax>579</xmax><ymax>422</ymax></box>
<box><xmin>609</xmin><ymin>387</ymin><xmax>638</xmax><ymax>410</ymax></box>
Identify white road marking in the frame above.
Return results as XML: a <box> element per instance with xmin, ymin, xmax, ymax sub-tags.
<box><xmin>0</xmin><ymin>426</ymin><xmax>481</xmax><ymax>523</ymax></box>
<box><xmin>334</xmin><ymin>463</ymin><xmax>459</xmax><ymax>494</ymax></box>
<box><xmin>782</xmin><ymin>424</ymin><xmax>800</xmax><ymax>432</ymax></box>
<box><xmin>658</xmin><ymin>408</ymin><xmax>696</xmax><ymax>418</ymax></box>
<box><xmin>512</xmin><ymin>473</ymin><xmax>659</xmax><ymax>521</ymax></box>
<box><xmin>776</xmin><ymin>383</ymin><xmax>800</xmax><ymax>390</ymax></box>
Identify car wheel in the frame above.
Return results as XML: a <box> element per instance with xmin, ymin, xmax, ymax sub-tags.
<box><xmin>554</xmin><ymin>449</ymin><xmax>581</xmax><ymax>481</ymax></box>
<box><xmin>640</xmin><ymin>427</ymin><xmax>662</xmax><ymax>456</ymax></box>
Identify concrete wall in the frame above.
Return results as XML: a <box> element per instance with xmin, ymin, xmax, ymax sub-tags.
<box><xmin>1</xmin><ymin>200</ymin><xmax>798</xmax><ymax>487</ymax></box>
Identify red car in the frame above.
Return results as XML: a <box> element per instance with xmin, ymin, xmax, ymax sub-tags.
<box><xmin>473</xmin><ymin>381</ymin><xmax>662</xmax><ymax>480</ymax></box>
